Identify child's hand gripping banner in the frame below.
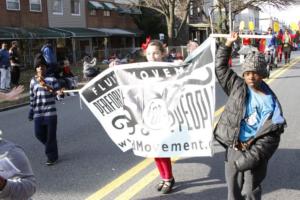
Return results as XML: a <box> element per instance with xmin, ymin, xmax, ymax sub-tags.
<box><xmin>79</xmin><ymin>37</ymin><xmax>216</xmax><ymax>157</ymax></box>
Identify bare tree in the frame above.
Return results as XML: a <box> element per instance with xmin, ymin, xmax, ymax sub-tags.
<box><xmin>129</xmin><ymin>0</ymin><xmax>295</xmax><ymax>42</ymax></box>
<box><xmin>213</xmin><ymin>0</ymin><xmax>295</xmax><ymax>33</ymax></box>
<box><xmin>129</xmin><ymin>0</ymin><xmax>191</xmax><ymax>44</ymax></box>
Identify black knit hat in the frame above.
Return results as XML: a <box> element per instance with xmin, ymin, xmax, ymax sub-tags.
<box><xmin>242</xmin><ymin>51</ymin><xmax>268</xmax><ymax>78</ymax></box>
<box><xmin>34</xmin><ymin>53</ymin><xmax>47</xmax><ymax>68</ymax></box>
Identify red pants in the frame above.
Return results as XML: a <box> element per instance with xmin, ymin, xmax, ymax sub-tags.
<box><xmin>277</xmin><ymin>45</ymin><xmax>282</xmax><ymax>62</ymax></box>
<box><xmin>154</xmin><ymin>157</ymin><xmax>173</xmax><ymax>180</ymax></box>
<box><xmin>228</xmin><ymin>57</ymin><xmax>232</xmax><ymax>67</ymax></box>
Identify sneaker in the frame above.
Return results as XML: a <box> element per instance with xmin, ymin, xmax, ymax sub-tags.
<box><xmin>161</xmin><ymin>178</ymin><xmax>175</xmax><ymax>194</ymax></box>
<box><xmin>46</xmin><ymin>159</ymin><xmax>58</xmax><ymax>166</ymax></box>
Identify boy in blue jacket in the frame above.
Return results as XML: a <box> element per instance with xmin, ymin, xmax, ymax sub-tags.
<box><xmin>214</xmin><ymin>32</ymin><xmax>286</xmax><ymax>200</ymax></box>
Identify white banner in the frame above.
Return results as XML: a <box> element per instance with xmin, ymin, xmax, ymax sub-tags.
<box><xmin>79</xmin><ymin>37</ymin><xmax>216</xmax><ymax>157</ymax></box>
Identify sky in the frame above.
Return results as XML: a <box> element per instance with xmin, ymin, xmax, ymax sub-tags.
<box><xmin>261</xmin><ymin>4</ymin><xmax>300</xmax><ymax>24</ymax></box>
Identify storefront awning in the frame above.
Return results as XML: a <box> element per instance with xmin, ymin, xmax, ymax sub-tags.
<box><xmin>102</xmin><ymin>2</ymin><xmax>118</xmax><ymax>11</ymax></box>
<box><xmin>25</xmin><ymin>27</ymin><xmax>71</xmax><ymax>39</ymax></box>
<box><xmin>88</xmin><ymin>1</ymin><xmax>105</xmax><ymax>10</ymax></box>
<box><xmin>0</xmin><ymin>26</ymin><xmax>141</xmax><ymax>40</ymax></box>
<box><xmin>53</xmin><ymin>27</ymin><xmax>108</xmax><ymax>38</ymax></box>
<box><xmin>0</xmin><ymin>27</ymin><xmax>72</xmax><ymax>39</ymax></box>
<box><xmin>0</xmin><ymin>27</ymin><xmax>27</xmax><ymax>39</ymax></box>
<box><xmin>88</xmin><ymin>0</ymin><xmax>141</xmax><ymax>14</ymax></box>
<box><xmin>89</xmin><ymin>28</ymin><xmax>138</xmax><ymax>37</ymax></box>
<box><xmin>88</xmin><ymin>1</ymin><xmax>118</xmax><ymax>11</ymax></box>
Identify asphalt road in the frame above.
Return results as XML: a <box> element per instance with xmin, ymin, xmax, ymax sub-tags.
<box><xmin>0</xmin><ymin>52</ymin><xmax>300</xmax><ymax>200</ymax></box>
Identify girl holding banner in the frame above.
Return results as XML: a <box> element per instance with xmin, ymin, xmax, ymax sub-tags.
<box><xmin>144</xmin><ymin>40</ymin><xmax>175</xmax><ymax>194</ymax></box>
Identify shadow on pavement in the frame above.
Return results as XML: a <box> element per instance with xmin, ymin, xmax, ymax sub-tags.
<box><xmin>137</xmin><ymin>148</ymin><xmax>300</xmax><ymax>200</ymax></box>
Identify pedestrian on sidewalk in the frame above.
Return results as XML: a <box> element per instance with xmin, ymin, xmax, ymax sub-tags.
<box><xmin>282</xmin><ymin>29</ymin><xmax>292</xmax><ymax>64</ymax></box>
<box><xmin>0</xmin><ymin>85</ymin><xmax>36</xmax><ymax>200</ymax></box>
<box><xmin>0</xmin><ymin>43</ymin><xmax>11</xmax><ymax>91</ymax></box>
<box><xmin>41</xmin><ymin>40</ymin><xmax>58</xmax><ymax>78</ymax></box>
<box><xmin>186</xmin><ymin>40</ymin><xmax>199</xmax><ymax>56</ymax></box>
<box><xmin>61</xmin><ymin>59</ymin><xmax>77</xmax><ymax>90</ymax></box>
<box><xmin>144</xmin><ymin>40</ymin><xmax>175</xmax><ymax>194</ymax></box>
<box><xmin>276</xmin><ymin>29</ymin><xmax>283</xmax><ymax>63</ymax></box>
<box><xmin>82</xmin><ymin>55</ymin><xmax>99</xmax><ymax>81</ymax></box>
<box><xmin>28</xmin><ymin>53</ymin><xmax>64</xmax><ymax>166</ymax></box>
<box><xmin>9</xmin><ymin>41</ymin><xmax>21</xmax><ymax>86</ymax></box>
<box><xmin>214</xmin><ymin>32</ymin><xmax>286</xmax><ymax>200</ymax></box>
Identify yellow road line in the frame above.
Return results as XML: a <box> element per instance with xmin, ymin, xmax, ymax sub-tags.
<box><xmin>87</xmin><ymin>57</ymin><xmax>300</xmax><ymax>200</ymax></box>
<box><xmin>266</xmin><ymin>58</ymin><xmax>300</xmax><ymax>84</ymax></box>
<box><xmin>85</xmin><ymin>158</ymin><xmax>153</xmax><ymax>200</ymax></box>
<box><xmin>115</xmin><ymin>168</ymin><xmax>159</xmax><ymax>200</ymax></box>
<box><xmin>115</xmin><ymin>159</ymin><xmax>179</xmax><ymax>200</ymax></box>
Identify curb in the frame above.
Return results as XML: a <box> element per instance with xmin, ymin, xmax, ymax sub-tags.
<box><xmin>0</xmin><ymin>102</ymin><xmax>29</xmax><ymax>112</ymax></box>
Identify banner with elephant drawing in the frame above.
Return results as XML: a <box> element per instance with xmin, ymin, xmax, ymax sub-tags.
<box><xmin>79</xmin><ymin>37</ymin><xmax>216</xmax><ymax>157</ymax></box>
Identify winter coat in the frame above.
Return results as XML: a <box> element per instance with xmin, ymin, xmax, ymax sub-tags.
<box><xmin>0</xmin><ymin>49</ymin><xmax>10</xmax><ymax>69</ymax></box>
<box><xmin>41</xmin><ymin>44</ymin><xmax>57</xmax><ymax>65</ymax></box>
<box><xmin>214</xmin><ymin>45</ymin><xmax>286</xmax><ymax>171</ymax></box>
<box><xmin>282</xmin><ymin>33</ymin><xmax>292</xmax><ymax>46</ymax></box>
<box><xmin>9</xmin><ymin>47</ymin><xmax>20</xmax><ymax>65</ymax></box>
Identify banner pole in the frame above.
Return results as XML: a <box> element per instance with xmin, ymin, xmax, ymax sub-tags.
<box><xmin>63</xmin><ymin>89</ymin><xmax>80</xmax><ymax>93</ymax></box>
<box><xmin>210</xmin><ymin>34</ymin><xmax>272</xmax><ymax>39</ymax></box>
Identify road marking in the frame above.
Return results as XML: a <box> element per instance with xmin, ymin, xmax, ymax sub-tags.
<box><xmin>115</xmin><ymin>158</ymin><xmax>179</xmax><ymax>200</ymax></box>
<box><xmin>86</xmin><ymin>57</ymin><xmax>300</xmax><ymax>200</ymax></box>
<box><xmin>266</xmin><ymin>58</ymin><xmax>300</xmax><ymax>84</ymax></box>
<box><xmin>85</xmin><ymin>158</ymin><xmax>153</xmax><ymax>200</ymax></box>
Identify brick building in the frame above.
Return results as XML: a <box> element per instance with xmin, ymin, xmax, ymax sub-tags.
<box><xmin>0</xmin><ymin>0</ymin><xmax>143</xmax><ymax>65</ymax></box>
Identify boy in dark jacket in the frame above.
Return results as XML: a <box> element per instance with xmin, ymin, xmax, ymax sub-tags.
<box><xmin>214</xmin><ymin>32</ymin><xmax>286</xmax><ymax>200</ymax></box>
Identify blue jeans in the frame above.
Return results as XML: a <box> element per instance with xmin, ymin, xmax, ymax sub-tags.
<box><xmin>34</xmin><ymin>116</ymin><xmax>58</xmax><ymax>161</ymax></box>
<box><xmin>0</xmin><ymin>67</ymin><xmax>11</xmax><ymax>89</ymax></box>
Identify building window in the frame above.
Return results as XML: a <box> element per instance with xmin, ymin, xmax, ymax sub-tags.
<box><xmin>6</xmin><ymin>0</ymin><xmax>20</xmax><ymax>10</ymax></box>
<box><xmin>53</xmin><ymin>0</ymin><xmax>63</xmax><ymax>15</ymax></box>
<box><xmin>90</xmin><ymin>9</ymin><xmax>96</xmax><ymax>16</ymax></box>
<box><xmin>30</xmin><ymin>0</ymin><xmax>42</xmax><ymax>12</ymax></box>
<box><xmin>104</xmin><ymin>10</ymin><xmax>110</xmax><ymax>17</ymax></box>
<box><xmin>71</xmin><ymin>0</ymin><xmax>80</xmax><ymax>15</ymax></box>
